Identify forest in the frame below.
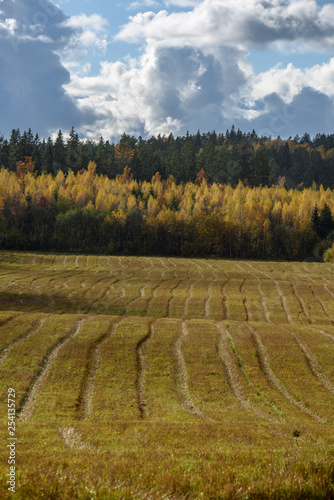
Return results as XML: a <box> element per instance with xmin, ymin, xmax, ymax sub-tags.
<box><xmin>0</xmin><ymin>147</ymin><xmax>334</xmax><ymax>261</ymax></box>
<box><xmin>2</xmin><ymin>126</ymin><xmax>334</xmax><ymax>188</ymax></box>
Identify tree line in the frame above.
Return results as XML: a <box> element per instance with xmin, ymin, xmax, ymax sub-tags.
<box><xmin>2</xmin><ymin>126</ymin><xmax>334</xmax><ymax>188</ymax></box>
<box><xmin>0</xmin><ymin>159</ymin><xmax>333</xmax><ymax>261</ymax></box>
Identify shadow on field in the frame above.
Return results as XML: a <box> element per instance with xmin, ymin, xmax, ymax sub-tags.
<box><xmin>0</xmin><ymin>291</ymin><xmax>124</xmax><ymax>315</ymax></box>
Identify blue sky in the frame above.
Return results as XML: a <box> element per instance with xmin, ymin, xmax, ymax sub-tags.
<box><xmin>1</xmin><ymin>0</ymin><xmax>334</xmax><ymax>140</ymax></box>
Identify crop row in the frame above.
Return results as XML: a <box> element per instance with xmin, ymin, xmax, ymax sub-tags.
<box><xmin>1</xmin><ymin>313</ymin><xmax>333</xmax><ymax>434</ymax></box>
<box><xmin>1</xmin><ymin>253</ymin><xmax>334</xmax><ymax>324</ymax></box>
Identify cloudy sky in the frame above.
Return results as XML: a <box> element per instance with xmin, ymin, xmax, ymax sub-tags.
<box><xmin>0</xmin><ymin>0</ymin><xmax>334</xmax><ymax>141</ymax></box>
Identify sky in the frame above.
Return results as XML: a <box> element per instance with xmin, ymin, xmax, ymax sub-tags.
<box><xmin>0</xmin><ymin>0</ymin><xmax>334</xmax><ymax>141</ymax></box>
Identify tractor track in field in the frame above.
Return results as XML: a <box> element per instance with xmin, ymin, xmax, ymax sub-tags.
<box><xmin>188</xmin><ymin>260</ymin><xmax>204</xmax><ymax>279</ymax></box>
<box><xmin>240</xmin><ymin>279</ymin><xmax>250</xmax><ymax>322</ymax></box>
<box><xmin>173</xmin><ymin>322</ymin><xmax>207</xmax><ymax>419</ymax></box>
<box><xmin>136</xmin><ymin>322</ymin><xmax>154</xmax><ymax>419</ymax></box>
<box><xmin>125</xmin><ymin>283</ymin><xmax>148</xmax><ymax>313</ymax></box>
<box><xmin>283</xmin><ymin>327</ymin><xmax>334</xmax><ymax>397</ymax></box>
<box><xmin>79</xmin><ymin>276</ymin><xmax>116</xmax><ymax>309</ymax></box>
<box><xmin>292</xmin><ymin>284</ymin><xmax>312</xmax><ymax>324</ymax></box>
<box><xmin>158</xmin><ymin>258</ymin><xmax>169</xmax><ymax>271</ymax></box>
<box><xmin>255</xmin><ymin>275</ymin><xmax>271</xmax><ymax>323</ymax></box>
<box><xmin>323</xmin><ymin>283</ymin><xmax>334</xmax><ymax>299</ymax></box>
<box><xmin>183</xmin><ymin>281</ymin><xmax>196</xmax><ymax>318</ymax></box>
<box><xmin>309</xmin><ymin>326</ymin><xmax>334</xmax><ymax>342</ymax></box>
<box><xmin>309</xmin><ymin>285</ymin><xmax>334</xmax><ymax>323</ymax></box>
<box><xmin>17</xmin><ymin>319</ymin><xmax>84</xmax><ymax>422</ymax></box>
<box><xmin>247</xmin><ymin>324</ymin><xmax>324</xmax><ymax>422</ymax></box>
<box><xmin>273</xmin><ymin>279</ymin><xmax>294</xmax><ymax>324</ymax></box>
<box><xmin>76</xmin><ymin>321</ymin><xmax>120</xmax><ymax>420</ymax></box>
<box><xmin>0</xmin><ymin>317</ymin><xmax>46</xmax><ymax>365</ymax></box>
<box><xmin>215</xmin><ymin>323</ymin><xmax>278</xmax><ymax>422</ymax></box>
<box><xmin>204</xmin><ymin>279</ymin><xmax>217</xmax><ymax>318</ymax></box>
<box><xmin>165</xmin><ymin>279</ymin><xmax>183</xmax><ymax>317</ymax></box>
<box><xmin>88</xmin><ymin>277</ymin><xmax>121</xmax><ymax>312</ymax></box>
<box><xmin>245</xmin><ymin>264</ymin><xmax>295</xmax><ymax>324</ymax></box>
<box><xmin>221</xmin><ymin>278</ymin><xmax>230</xmax><ymax>320</ymax></box>
<box><xmin>0</xmin><ymin>313</ymin><xmax>21</xmax><ymax>329</ymax></box>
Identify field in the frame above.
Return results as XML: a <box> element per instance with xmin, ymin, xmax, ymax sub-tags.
<box><xmin>0</xmin><ymin>251</ymin><xmax>334</xmax><ymax>499</ymax></box>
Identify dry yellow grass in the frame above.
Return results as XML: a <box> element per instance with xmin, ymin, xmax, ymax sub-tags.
<box><xmin>0</xmin><ymin>251</ymin><xmax>334</xmax><ymax>498</ymax></box>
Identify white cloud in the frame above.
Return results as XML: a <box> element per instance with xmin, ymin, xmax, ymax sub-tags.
<box><xmin>164</xmin><ymin>0</ymin><xmax>200</xmax><ymax>6</ymax></box>
<box><xmin>116</xmin><ymin>0</ymin><xmax>334</xmax><ymax>51</ymax></box>
<box><xmin>128</xmin><ymin>0</ymin><xmax>161</xmax><ymax>9</ymax></box>
<box><xmin>1</xmin><ymin>0</ymin><xmax>334</xmax><ymax>140</ymax></box>
<box><xmin>62</xmin><ymin>13</ymin><xmax>109</xmax><ymax>33</ymax></box>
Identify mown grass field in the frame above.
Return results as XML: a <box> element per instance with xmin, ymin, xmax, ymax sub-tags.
<box><xmin>0</xmin><ymin>251</ymin><xmax>334</xmax><ymax>499</ymax></box>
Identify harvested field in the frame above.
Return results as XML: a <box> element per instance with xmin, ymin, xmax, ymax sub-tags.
<box><xmin>0</xmin><ymin>251</ymin><xmax>334</xmax><ymax>499</ymax></box>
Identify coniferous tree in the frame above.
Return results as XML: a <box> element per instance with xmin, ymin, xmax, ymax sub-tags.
<box><xmin>66</xmin><ymin>126</ymin><xmax>80</xmax><ymax>173</ymax></box>
<box><xmin>53</xmin><ymin>130</ymin><xmax>66</xmax><ymax>172</ymax></box>
<box><xmin>318</xmin><ymin>203</ymin><xmax>334</xmax><ymax>239</ymax></box>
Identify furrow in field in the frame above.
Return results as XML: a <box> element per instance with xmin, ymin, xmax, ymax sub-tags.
<box><xmin>188</xmin><ymin>260</ymin><xmax>204</xmax><ymax>279</ymax></box>
<box><xmin>221</xmin><ymin>278</ymin><xmax>230</xmax><ymax>319</ymax></box>
<box><xmin>173</xmin><ymin>322</ymin><xmax>206</xmax><ymax>419</ymax></box>
<box><xmin>240</xmin><ymin>279</ymin><xmax>249</xmax><ymax>322</ymax></box>
<box><xmin>88</xmin><ymin>278</ymin><xmax>121</xmax><ymax>312</ymax></box>
<box><xmin>166</xmin><ymin>258</ymin><xmax>177</xmax><ymax>269</ymax></box>
<box><xmin>158</xmin><ymin>258</ymin><xmax>169</xmax><ymax>270</ymax></box>
<box><xmin>183</xmin><ymin>282</ymin><xmax>195</xmax><ymax>318</ymax></box>
<box><xmin>223</xmin><ymin>277</ymin><xmax>247</xmax><ymax>321</ymax></box>
<box><xmin>163</xmin><ymin>279</ymin><xmax>182</xmax><ymax>318</ymax></box>
<box><xmin>0</xmin><ymin>317</ymin><xmax>46</xmax><ymax>365</ymax></box>
<box><xmin>125</xmin><ymin>283</ymin><xmax>147</xmax><ymax>312</ymax></box>
<box><xmin>204</xmin><ymin>281</ymin><xmax>214</xmax><ymax>318</ymax></box>
<box><xmin>81</xmin><ymin>275</ymin><xmax>118</xmax><ymax>305</ymax></box>
<box><xmin>273</xmin><ymin>280</ymin><xmax>294</xmax><ymax>324</ymax></box>
<box><xmin>17</xmin><ymin>319</ymin><xmax>84</xmax><ymax>421</ymax></box>
<box><xmin>292</xmin><ymin>284</ymin><xmax>312</xmax><ymax>324</ymax></box>
<box><xmin>0</xmin><ymin>313</ymin><xmax>20</xmax><ymax>329</ymax></box>
<box><xmin>203</xmin><ymin>278</ymin><xmax>226</xmax><ymax>320</ymax></box>
<box><xmin>324</xmin><ymin>284</ymin><xmax>334</xmax><ymax>299</ymax></box>
<box><xmin>255</xmin><ymin>275</ymin><xmax>271</xmax><ymax>323</ymax></box>
<box><xmin>215</xmin><ymin>323</ymin><xmax>277</xmax><ymax>421</ymax></box>
<box><xmin>309</xmin><ymin>285</ymin><xmax>334</xmax><ymax>323</ymax></box>
<box><xmin>247</xmin><ymin>325</ymin><xmax>323</xmax><ymax>422</ymax></box>
<box><xmin>283</xmin><ymin>327</ymin><xmax>334</xmax><ymax>396</ymax></box>
<box><xmin>108</xmin><ymin>281</ymin><xmax>132</xmax><ymax>309</ymax></box>
<box><xmin>136</xmin><ymin>323</ymin><xmax>154</xmax><ymax>419</ymax></box>
<box><xmin>77</xmin><ymin>321</ymin><xmax>119</xmax><ymax>420</ymax></box>
<box><xmin>166</xmin><ymin>279</ymin><xmax>185</xmax><ymax>317</ymax></box>
<box><xmin>309</xmin><ymin>326</ymin><xmax>334</xmax><ymax>342</ymax></box>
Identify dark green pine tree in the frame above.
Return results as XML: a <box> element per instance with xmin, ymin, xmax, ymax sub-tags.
<box><xmin>232</xmin><ymin>139</ymin><xmax>253</xmax><ymax>185</ymax></box>
<box><xmin>8</xmin><ymin>129</ymin><xmax>22</xmax><ymax>171</ymax></box>
<box><xmin>311</xmin><ymin>205</ymin><xmax>320</xmax><ymax>235</ymax></box>
<box><xmin>42</xmin><ymin>138</ymin><xmax>54</xmax><ymax>174</ymax></box>
<box><xmin>251</xmin><ymin>145</ymin><xmax>271</xmax><ymax>186</ymax></box>
<box><xmin>66</xmin><ymin>126</ymin><xmax>81</xmax><ymax>173</ymax></box>
<box><xmin>318</xmin><ymin>203</ymin><xmax>334</xmax><ymax>239</ymax></box>
<box><xmin>53</xmin><ymin>130</ymin><xmax>66</xmax><ymax>172</ymax></box>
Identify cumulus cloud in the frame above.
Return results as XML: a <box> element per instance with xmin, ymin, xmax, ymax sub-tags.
<box><xmin>0</xmin><ymin>0</ymin><xmax>89</xmax><ymax>137</ymax></box>
<box><xmin>65</xmin><ymin>44</ymin><xmax>251</xmax><ymax>140</ymax></box>
<box><xmin>62</xmin><ymin>0</ymin><xmax>334</xmax><ymax>139</ymax></box>
<box><xmin>249</xmin><ymin>87</ymin><xmax>334</xmax><ymax>137</ymax></box>
<box><xmin>61</xmin><ymin>13</ymin><xmax>109</xmax><ymax>52</ymax></box>
<box><xmin>116</xmin><ymin>0</ymin><xmax>334</xmax><ymax>51</ymax></box>
<box><xmin>1</xmin><ymin>0</ymin><xmax>334</xmax><ymax>141</ymax></box>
